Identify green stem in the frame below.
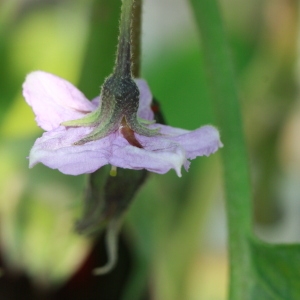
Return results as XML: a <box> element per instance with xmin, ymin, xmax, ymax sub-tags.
<box><xmin>114</xmin><ymin>0</ymin><xmax>135</xmax><ymax>77</ymax></box>
<box><xmin>131</xmin><ymin>0</ymin><xmax>142</xmax><ymax>77</ymax></box>
<box><xmin>189</xmin><ymin>0</ymin><xmax>253</xmax><ymax>299</ymax></box>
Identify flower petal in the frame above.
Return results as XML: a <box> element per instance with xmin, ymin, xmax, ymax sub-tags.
<box><xmin>135</xmin><ymin>79</ymin><xmax>154</xmax><ymax>121</ymax></box>
<box><xmin>166</xmin><ymin>125</ymin><xmax>223</xmax><ymax>160</ymax></box>
<box><xmin>30</xmin><ymin>126</ymin><xmax>187</xmax><ymax>176</ymax></box>
<box><xmin>110</xmin><ymin>133</ymin><xmax>187</xmax><ymax>176</ymax></box>
<box><xmin>23</xmin><ymin>71</ymin><xmax>96</xmax><ymax>131</ymax></box>
<box><xmin>29</xmin><ymin>127</ymin><xmax>112</xmax><ymax>175</ymax></box>
<box><xmin>29</xmin><ymin>124</ymin><xmax>222</xmax><ymax>176</ymax></box>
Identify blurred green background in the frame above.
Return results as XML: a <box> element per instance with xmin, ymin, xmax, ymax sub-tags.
<box><xmin>0</xmin><ymin>0</ymin><xmax>299</xmax><ymax>299</ymax></box>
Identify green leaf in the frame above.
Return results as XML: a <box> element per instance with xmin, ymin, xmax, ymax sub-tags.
<box><xmin>250</xmin><ymin>238</ymin><xmax>300</xmax><ymax>300</ymax></box>
<box><xmin>144</xmin><ymin>46</ymin><xmax>214</xmax><ymax>130</ymax></box>
<box><xmin>0</xmin><ymin>30</ymin><xmax>20</xmax><ymax>126</ymax></box>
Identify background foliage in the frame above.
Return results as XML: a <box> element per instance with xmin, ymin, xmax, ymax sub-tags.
<box><xmin>0</xmin><ymin>0</ymin><xmax>300</xmax><ymax>299</ymax></box>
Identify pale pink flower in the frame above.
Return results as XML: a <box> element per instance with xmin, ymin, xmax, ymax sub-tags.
<box><xmin>23</xmin><ymin>71</ymin><xmax>222</xmax><ymax>176</ymax></box>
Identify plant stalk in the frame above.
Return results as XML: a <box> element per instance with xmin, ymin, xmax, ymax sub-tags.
<box><xmin>189</xmin><ymin>0</ymin><xmax>253</xmax><ymax>298</ymax></box>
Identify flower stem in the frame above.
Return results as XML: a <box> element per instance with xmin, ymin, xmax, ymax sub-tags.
<box><xmin>131</xmin><ymin>0</ymin><xmax>142</xmax><ymax>77</ymax></box>
<box><xmin>114</xmin><ymin>0</ymin><xmax>135</xmax><ymax>78</ymax></box>
<box><xmin>189</xmin><ymin>0</ymin><xmax>253</xmax><ymax>299</ymax></box>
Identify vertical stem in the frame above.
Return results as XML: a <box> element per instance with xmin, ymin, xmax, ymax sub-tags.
<box><xmin>114</xmin><ymin>0</ymin><xmax>135</xmax><ymax>77</ymax></box>
<box><xmin>132</xmin><ymin>0</ymin><xmax>142</xmax><ymax>77</ymax></box>
<box><xmin>189</xmin><ymin>0</ymin><xmax>253</xmax><ymax>299</ymax></box>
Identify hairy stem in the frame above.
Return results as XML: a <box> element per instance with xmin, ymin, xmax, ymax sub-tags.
<box><xmin>114</xmin><ymin>0</ymin><xmax>135</xmax><ymax>77</ymax></box>
<box><xmin>131</xmin><ymin>0</ymin><xmax>142</xmax><ymax>77</ymax></box>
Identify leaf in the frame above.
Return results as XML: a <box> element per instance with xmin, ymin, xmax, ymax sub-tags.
<box><xmin>250</xmin><ymin>238</ymin><xmax>300</xmax><ymax>300</ymax></box>
<box><xmin>0</xmin><ymin>138</ymin><xmax>90</xmax><ymax>286</ymax></box>
<box><xmin>0</xmin><ymin>32</ymin><xmax>19</xmax><ymax>126</ymax></box>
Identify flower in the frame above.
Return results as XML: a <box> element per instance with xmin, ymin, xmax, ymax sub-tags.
<box><xmin>23</xmin><ymin>71</ymin><xmax>222</xmax><ymax>176</ymax></box>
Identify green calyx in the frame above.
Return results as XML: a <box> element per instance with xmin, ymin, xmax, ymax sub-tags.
<box><xmin>62</xmin><ymin>74</ymin><xmax>159</xmax><ymax>145</ymax></box>
<box><xmin>61</xmin><ymin>0</ymin><xmax>160</xmax><ymax>145</ymax></box>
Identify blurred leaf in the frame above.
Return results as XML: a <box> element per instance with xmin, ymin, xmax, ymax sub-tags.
<box><xmin>151</xmin><ymin>155</ymin><xmax>221</xmax><ymax>300</ymax></box>
<box><xmin>144</xmin><ymin>46</ymin><xmax>214</xmax><ymax>130</ymax></box>
<box><xmin>1</xmin><ymin>1</ymin><xmax>88</xmax><ymax>137</ymax></box>
<box><xmin>0</xmin><ymin>30</ymin><xmax>19</xmax><ymax>126</ymax></box>
<box><xmin>78</xmin><ymin>0</ymin><xmax>120</xmax><ymax>98</ymax></box>
<box><xmin>0</xmin><ymin>138</ymin><xmax>90</xmax><ymax>286</ymax></box>
<box><xmin>250</xmin><ymin>239</ymin><xmax>300</xmax><ymax>300</ymax></box>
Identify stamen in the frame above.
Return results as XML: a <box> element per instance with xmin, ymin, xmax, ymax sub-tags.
<box><xmin>110</xmin><ymin>165</ymin><xmax>118</xmax><ymax>177</ymax></box>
